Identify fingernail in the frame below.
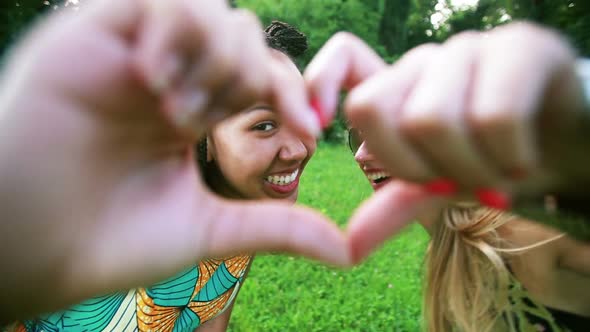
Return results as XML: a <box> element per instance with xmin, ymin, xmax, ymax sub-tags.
<box><xmin>150</xmin><ymin>73</ymin><xmax>170</xmax><ymax>94</ymax></box>
<box><xmin>476</xmin><ymin>188</ymin><xmax>511</xmax><ymax>210</ymax></box>
<box><xmin>310</xmin><ymin>98</ymin><xmax>330</xmax><ymax>129</ymax></box>
<box><xmin>149</xmin><ymin>55</ymin><xmax>181</xmax><ymax>94</ymax></box>
<box><xmin>172</xmin><ymin>91</ymin><xmax>209</xmax><ymax>128</ymax></box>
<box><xmin>303</xmin><ymin>107</ymin><xmax>322</xmax><ymax>137</ymax></box>
<box><xmin>424</xmin><ymin>179</ymin><xmax>458</xmax><ymax>196</ymax></box>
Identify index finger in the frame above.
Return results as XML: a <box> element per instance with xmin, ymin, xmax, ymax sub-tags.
<box><xmin>266</xmin><ymin>55</ymin><xmax>322</xmax><ymax>139</ymax></box>
<box><xmin>304</xmin><ymin>32</ymin><xmax>387</xmax><ymax>126</ymax></box>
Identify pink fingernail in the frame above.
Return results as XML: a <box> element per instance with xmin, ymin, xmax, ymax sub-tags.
<box><xmin>476</xmin><ymin>188</ymin><xmax>511</xmax><ymax>210</ymax></box>
<box><xmin>148</xmin><ymin>54</ymin><xmax>181</xmax><ymax>94</ymax></box>
<box><xmin>310</xmin><ymin>98</ymin><xmax>330</xmax><ymax>129</ymax></box>
<box><xmin>424</xmin><ymin>179</ymin><xmax>458</xmax><ymax>196</ymax></box>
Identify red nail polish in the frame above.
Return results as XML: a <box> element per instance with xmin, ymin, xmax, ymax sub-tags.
<box><xmin>476</xmin><ymin>189</ymin><xmax>511</xmax><ymax>210</ymax></box>
<box><xmin>424</xmin><ymin>179</ymin><xmax>458</xmax><ymax>196</ymax></box>
<box><xmin>310</xmin><ymin>98</ymin><xmax>329</xmax><ymax>129</ymax></box>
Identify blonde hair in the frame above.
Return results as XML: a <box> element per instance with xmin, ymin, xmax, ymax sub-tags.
<box><xmin>423</xmin><ymin>204</ymin><xmax>564</xmax><ymax>332</ymax></box>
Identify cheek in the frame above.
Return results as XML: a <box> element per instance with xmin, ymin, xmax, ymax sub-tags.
<box><xmin>217</xmin><ymin>141</ymin><xmax>275</xmax><ymax>184</ymax></box>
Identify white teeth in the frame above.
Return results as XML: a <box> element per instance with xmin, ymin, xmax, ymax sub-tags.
<box><xmin>266</xmin><ymin>169</ymin><xmax>299</xmax><ymax>186</ymax></box>
<box><xmin>367</xmin><ymin>171</ymin><xmax>390</xmax><ymax>181</ymax></box>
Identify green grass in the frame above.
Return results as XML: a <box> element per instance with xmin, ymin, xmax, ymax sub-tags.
<box><xmin>229</xmin><ymin>143</ymin><xmax>429</xmax><ymax>331</ymax></box>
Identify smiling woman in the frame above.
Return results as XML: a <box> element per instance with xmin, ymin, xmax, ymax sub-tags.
<box><xmin>200</xmin><ymin>98</ymin><xmax>315</xmax><ymax>202</ymax></box>
<box><xmin>197</xmin><ymin>21</ymin><xmax>313</xmax><ymax>204</ymax></box>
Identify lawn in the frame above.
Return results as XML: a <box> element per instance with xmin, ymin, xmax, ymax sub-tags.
<box><xmin>229</xmin><ymin>142</ymin><xmax>430</xmax><ymax>331</ymax></box>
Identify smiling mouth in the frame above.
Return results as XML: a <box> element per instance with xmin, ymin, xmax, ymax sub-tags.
<box><xmin>373</xmin><ymin>177</ymin><xmax>390</xmax><ymax>184</ymax></box>
<box><xmin>367</xmin><ymin>171</ymin><xmax>391</xmax><ymax>184</ymax></box>
<box><xmin>265</xmin><ymin>168</ymin><xmax>299</xmax><ymax>186</ymax></box>
<box><xmin>264</xmin><ymin>168</ymin><xmax>301</xmax><ymax>195</ymax></box>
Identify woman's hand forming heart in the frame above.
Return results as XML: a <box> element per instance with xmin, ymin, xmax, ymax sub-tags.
<box><xmin>0</xmin><ymin>0</ymin><xmax>348</xmax><ymax>322</ymax></box>
<box><xmin>305</xmin><ymin>23</ymin><xmax>590</xmax><ymax>262</ymax></box>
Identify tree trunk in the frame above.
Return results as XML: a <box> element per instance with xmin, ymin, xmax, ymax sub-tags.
<box><xmin>378</xmin><ymin>0</ymin><xmax>411</xmax><ymax>55</ymax></box>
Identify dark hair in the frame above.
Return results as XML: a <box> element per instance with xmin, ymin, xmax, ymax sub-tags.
<box><xmin>195</xmin><ymin>21</ymin><xmax>308</xmax><ymax>190</ymax></box>
<box><xmin>264</xmin><ymin>20</ymin><xmax>308</xmax><ymax>58</ymax></box>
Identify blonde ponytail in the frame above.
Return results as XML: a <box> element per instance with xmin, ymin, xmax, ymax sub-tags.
<box><xmin>423</xmin><ymin>204</ymin><xmax>566</xmax><ymax>332</ymax></box>
<box><xmin>424</xmin><ymin>205</ymin><xmax>516</xmax><ymax>332</ymax></box>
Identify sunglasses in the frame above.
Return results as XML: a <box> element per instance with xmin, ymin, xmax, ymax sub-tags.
<box><xmin>348</xmin><ymin>128</ymin><xmax>364</xmax><ymax>154</ymax></box>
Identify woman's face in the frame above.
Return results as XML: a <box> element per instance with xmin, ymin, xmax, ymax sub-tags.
<box><xmin>351</xmin><ymin>129</ymin><xmax>392</xmax><ymax>192</ymax></box>
<box><xmin>207</xmin><ymin>52</ymin><xmax>316</xmax><ymax>203</ymax></box>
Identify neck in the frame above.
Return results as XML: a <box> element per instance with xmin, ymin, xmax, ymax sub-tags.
<box><xmin>416</xmin><ymin>208</ymin><xmax>442</xmax><ymax>237</ymax></box>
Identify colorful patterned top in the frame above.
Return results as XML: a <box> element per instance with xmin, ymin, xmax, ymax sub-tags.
<box><xmin>5</xmin><ymin>255</ymin><xmax>252</xmax><ymax>332</ymax></box>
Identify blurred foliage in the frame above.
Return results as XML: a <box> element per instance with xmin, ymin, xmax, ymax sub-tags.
<box><xmin>236</xmin><ymin>0</ymin><xmax>589</xmax><ymax>141</ymax></box>
<box><xmin>1</xmin><ymin>0</ymin><xmax>588</xmax><ymax>141</ymax></box>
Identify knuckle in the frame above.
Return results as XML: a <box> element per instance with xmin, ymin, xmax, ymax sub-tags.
<box><xmin>470</xmin><ymin>108</ymin><xmax>517</xmax><ymax>134</ymax></box>
<box><xmin>327</xmin><ymin>32</ymin><xmax>365</xmax><ymax>55</ymax></box>
<box><xmin>331</xmin><ymin>31</ymin><xmax>360</xmax><ymax>47</ymax></box>
<box><xmin>345</xmin><ymin>90</ymin><xmax>382</xmax><ymax>126</ymax></box>
<box><xmin>401</xmin><ymin>43</ymin><xmax>440</xmax><ymax>60</ymax></box>
<box><xmin>400</xmin><ymin>107</ymin><xmax>450</xmax><ymax>141</ymax></box>
<box><xmin>444</xmin><ymin>30</ymin><xmax>481</xmax><ymax>51</ymax></box>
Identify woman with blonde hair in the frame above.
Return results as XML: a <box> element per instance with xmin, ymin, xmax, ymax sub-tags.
<box><xmin>423</xmin><ymin>204</ymin><xmax>585</xmax><ymax>332</ymax></box>
<box><xmin>349</xmin><ymin>128</ymin><xmax>590</xmax><ymax>331</ymax></box>
<box><xmin>305</xmin><ymin>20</ymin><xmax>590</xmax><ymax>331</ymax></box>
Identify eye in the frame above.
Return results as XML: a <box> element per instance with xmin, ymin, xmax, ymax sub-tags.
<box><xmin>252</xmin><ymin>121</ymin><xmax>276</xmax><ymax>132</ymax></box>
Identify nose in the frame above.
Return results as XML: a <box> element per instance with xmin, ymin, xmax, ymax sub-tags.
<box><xmin>354</xmin><ymin>141</ymin><xmax>374</xmax><ymax>165</ymax></box>
<box><xmin>279</xmin><ymin>130</ymin><xmax>309</xmax><ymax>162</ymax></box>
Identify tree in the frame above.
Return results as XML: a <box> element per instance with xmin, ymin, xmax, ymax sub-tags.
<box><xmin>378</xmin><ymin>0</ymin><xmax>411</xmax><ymax>55</ymax></box>
<box><xmin>507</xmin><ymin>0</ymin><xmax>590</xmax><ymax>55</ymax></box>
<box><xmin>1</xmin><ymin>1</ymin><xmax>60</xmax><ymax>57</ymax></box>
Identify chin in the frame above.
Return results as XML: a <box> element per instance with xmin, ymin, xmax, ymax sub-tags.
<box><xmin>283</xmin><ymin>190</ymin><xmax>298</xmax><ymax>203</ymax></box>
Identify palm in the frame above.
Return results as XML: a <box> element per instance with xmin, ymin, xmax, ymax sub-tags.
<box><xmin>0</xmin><ymin>12</ymin><xmax>218</xmax><ymax>315</ymax></box>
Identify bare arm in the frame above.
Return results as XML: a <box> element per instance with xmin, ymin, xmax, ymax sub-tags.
<box><xmin>558</xmin><ymin>238</ymin><xmax>590</xmax><ymax>277</ymax></box>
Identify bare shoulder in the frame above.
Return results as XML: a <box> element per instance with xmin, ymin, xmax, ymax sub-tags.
<box><xmin>502</xmin><ymin>217</ymin><xmax>590</xmax><ymax>275</ymax></box>
<box><xmin>500</xmin><ymin>217</ymin><xmax>564</xmax><ymax>249</ymax></box>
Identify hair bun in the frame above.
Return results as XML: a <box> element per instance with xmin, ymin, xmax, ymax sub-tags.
<box><xmin>264</xmin><ymin>20</ymin><xmax>308</xmax><ymax>58</ymax></box>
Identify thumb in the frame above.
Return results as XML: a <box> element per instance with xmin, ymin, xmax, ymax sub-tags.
<box><xmin>205</xmin><ymin>198</ymin><xmax>351</xmax><ymax>267</ymax></box>
<box><xmin>72</xmin><ymin>193</ymin><xmax>350</xmax><ymax>300</ymax></box>
<box><xmin>347</xmin><ymin>181</ymin><xmax>439</xmax><ymax>264</ymax></box>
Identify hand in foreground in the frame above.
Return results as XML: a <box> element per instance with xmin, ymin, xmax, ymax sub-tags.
<box><xmin>0</xmin><ymin>0</ymin><xmax>347</xmax><ymax>321</ymax></box>
<box><xmin>305</xmin><ymin>22</ymin><xmax>590</xmax><ymax>262</ymax></box>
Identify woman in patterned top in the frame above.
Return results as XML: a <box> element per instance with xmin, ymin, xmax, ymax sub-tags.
<box><xmin>305</xmin><ymin>21</ymin><xmax>590</xmax><ymax>331</ymax></box>
<box><xmin>5</xmin><ymin>21</ymin><xmax>314</xmax><ymax>332</ymax></box>
<box><xmin>1</xmin><ymin>0</ymin><xmax>351</xmax><ymax>325</ymax></box>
